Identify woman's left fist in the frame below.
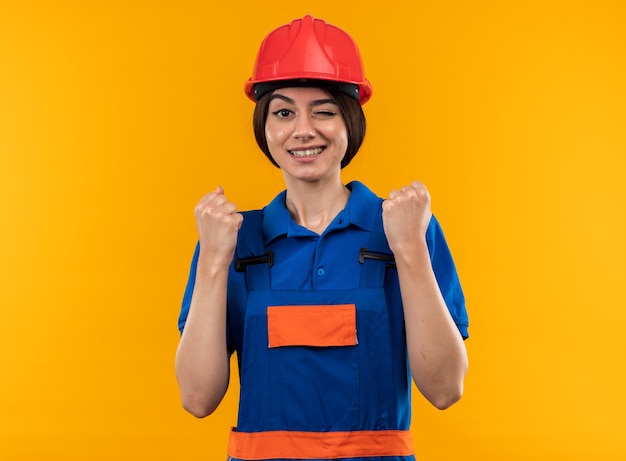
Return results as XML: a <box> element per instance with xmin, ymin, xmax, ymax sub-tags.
<box><xmin>382</xmin><ymin>181</ymin><xmax>432</xmax><ymax>254</ymax></box>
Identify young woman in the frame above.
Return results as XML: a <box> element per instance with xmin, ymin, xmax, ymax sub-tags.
<box><xmin>176</xmin><ymin>15</ymin><xmax>469</xmax><ymax>461</ymax></box>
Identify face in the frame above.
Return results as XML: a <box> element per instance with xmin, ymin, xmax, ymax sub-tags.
<box><xmin>265</xmin><ymin>87</ymin><xmax>348</xmax><ymax>185</ymax></box>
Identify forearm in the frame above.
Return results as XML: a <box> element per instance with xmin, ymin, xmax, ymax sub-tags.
<box><xmin>175</xmin><ymin>259</ymin><xmax>231</xmax><ymax>418</ymax></box>
<box><xmin>395</xmin><ymin>241</ymin><xmax>468</xmax><ymax>409</ymax></box>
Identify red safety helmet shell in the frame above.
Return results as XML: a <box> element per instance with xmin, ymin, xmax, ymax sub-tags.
<box><xmin>244</xmin><ymin>15</ymin><xmax>372</xmax><ymax>104</ymax></box>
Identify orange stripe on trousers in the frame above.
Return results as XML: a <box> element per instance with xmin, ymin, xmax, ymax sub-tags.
<box><xmin>228</xmin><ymin>428</ymin><xmax>414</xmax><ymax>460</ymax></box>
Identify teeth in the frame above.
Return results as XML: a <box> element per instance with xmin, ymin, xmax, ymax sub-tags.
<box><xmin>289</xmin><ymin>147</ymin><xmax>323</xmax><ymax>158</ymax></box>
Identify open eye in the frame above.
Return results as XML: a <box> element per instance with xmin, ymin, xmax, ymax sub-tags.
<box><xmin>271</xmin><ymin>109</ymin><xmax>293</xmax><ymax>119</ymax></box>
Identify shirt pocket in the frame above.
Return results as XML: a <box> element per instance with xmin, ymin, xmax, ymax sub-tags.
<box><xmin>267</xmin><ymin>304</ymin><xmax>357</xmax><ymax>348</ymax></box>
<box><xmin>266</xmin><ymin>303</ymin><xmax>359</xmax><ymax>430</ymax></box>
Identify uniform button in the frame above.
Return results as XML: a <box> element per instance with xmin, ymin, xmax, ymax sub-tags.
<box><xmin>316</xmin><ymin>267</ymin><xmax>326</xmax><ymax>276</ymax></box>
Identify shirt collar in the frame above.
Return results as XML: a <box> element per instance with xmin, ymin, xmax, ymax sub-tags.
<box><xmin>262</xmin><ymin>181</ymin><xmax>381</xmax><ymax>244</ymax></box>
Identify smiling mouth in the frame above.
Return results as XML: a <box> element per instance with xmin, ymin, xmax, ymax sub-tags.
<box><xmin>288</xmin><ymin>147</ymin><xmax>324</xmax><ymax>158</ymax></box>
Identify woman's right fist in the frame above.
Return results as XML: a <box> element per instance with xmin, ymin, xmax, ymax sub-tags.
<box><xmin>194</xmin><ymin>186</ymin><xmax>243</xmax><ymax>267</ymax></box>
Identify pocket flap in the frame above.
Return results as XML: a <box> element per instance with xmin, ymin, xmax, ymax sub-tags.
<box><xmin>267</xmin><ymin>304</ymin><xmax>357</xmax><ymax>348</ymax></box>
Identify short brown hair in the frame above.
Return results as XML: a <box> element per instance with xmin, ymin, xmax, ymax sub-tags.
<box><xmin>252</xmin><ymin>89</ymin><xmax>366</xmax><ymax>169</ymax></box>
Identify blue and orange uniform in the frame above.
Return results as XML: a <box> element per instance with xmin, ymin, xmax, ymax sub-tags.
<box><xmin>179</xmin><ymin>181</ymin><xmax>469</xmax><ymax>460</ymax></box>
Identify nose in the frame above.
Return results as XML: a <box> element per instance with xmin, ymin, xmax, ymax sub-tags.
<box><xmin>293</xmin><ymin>113</ymin><xmax>315</xmax><ymax>140</ymax></box>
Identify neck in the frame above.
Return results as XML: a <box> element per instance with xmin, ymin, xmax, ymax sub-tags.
<box><xmin>284</xmin><ymin>179</ymin><xmax>350</xmax><ymax>235</ymax></box>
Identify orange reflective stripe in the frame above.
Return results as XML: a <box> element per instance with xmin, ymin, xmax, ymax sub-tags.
<box><xmin>267</xmin><ymin>304</ymin><xmax>356</xmax><ymax>348</ymax></box>
<box><xmin>228</xmin><ymin>428</ymin><xmax>414</xmax><ymax>459</ymax></box>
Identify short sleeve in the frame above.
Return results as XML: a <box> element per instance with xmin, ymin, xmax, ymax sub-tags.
<box><xmin>425</xmin><ymin>215</ymin><xmax>469</xmax><ymax>339</ymax></box>
<box><xmin>178</xmin><ymin>242</ymin><xmax>199</xmax><ymax>335</ymax></box>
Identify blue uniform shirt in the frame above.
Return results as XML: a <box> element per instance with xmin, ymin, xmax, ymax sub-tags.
<box><xmin>179</xmin><ymin>181</ymin><xmax>468</xmax><ymax>340</ymax></box>
<box><xmin>179</xmin><ymin>181</ymin><xmax>468</xmax><ymax>460</ymax></box>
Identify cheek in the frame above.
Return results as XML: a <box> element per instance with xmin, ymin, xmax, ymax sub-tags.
<box><xmin>265</xmin><ymin>124</ymin><xmax>287</xmax><ymax>148</ymax></box>
<box><xmin>332</xmin><ymin>126</ymin><xmax>349</xmax><ymax>153</ymax></box>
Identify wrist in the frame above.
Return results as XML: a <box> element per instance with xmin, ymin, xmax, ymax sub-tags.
<box><xmin>196</xmin><ymin>250</ymin><xmax>233</xmax><ymax>278</ymax></box>
<box><xmin>391</xmin><ymin>239</ymin><xmax>430</xmax><ymax>266</ymax></box>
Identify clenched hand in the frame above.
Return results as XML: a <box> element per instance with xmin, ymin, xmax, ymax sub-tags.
<box><xmin>382</xmin><ymin>181</ymin><xmax>432</xmax><ymax>255</ymax></box>
<box><xmin>194</xmin><ymin>186</ymin><xmax>243</xmax><ymax>269</ymax></box>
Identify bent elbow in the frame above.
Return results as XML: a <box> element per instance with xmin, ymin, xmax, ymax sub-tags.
<box><xmin>186</xmin><ymin>407</ymin><xmax>212</xmax><ymax>419</ymax></box>
<box><xmin>431</xmin><ymin>388</ymin><xmax>463</xmax><ymax>410</ymax></box>
<box><xmin>181</xmin><ymin>394</ymin><xmax>222</xmax><ymax>419</ymax></box>
<box><xmin>182</xmin><ymin>400</ymin><xmax>216</xmax><ymax>419</ymax></box>
<box><xmin>427</xmin><ymin>380</ymin><xmax>464</xmax><ymax>410</ymax></box>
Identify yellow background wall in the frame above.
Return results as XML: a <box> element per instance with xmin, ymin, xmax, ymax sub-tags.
<box><xmin>1</xmin><ymin>1</ymin><xmax>625</xmax><ymax>459</ymax></box>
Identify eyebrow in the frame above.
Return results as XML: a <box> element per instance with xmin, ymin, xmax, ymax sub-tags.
<box><xmin>269</xmin><ymin>93</ymin><xmax>338</xmax><ymax>107</ymax></box>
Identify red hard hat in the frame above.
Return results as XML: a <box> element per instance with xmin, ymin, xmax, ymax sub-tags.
<box><xmin>244</xmin><ymin>15</ymin><xmax>372</xmax><ymax>104</ymax></box>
